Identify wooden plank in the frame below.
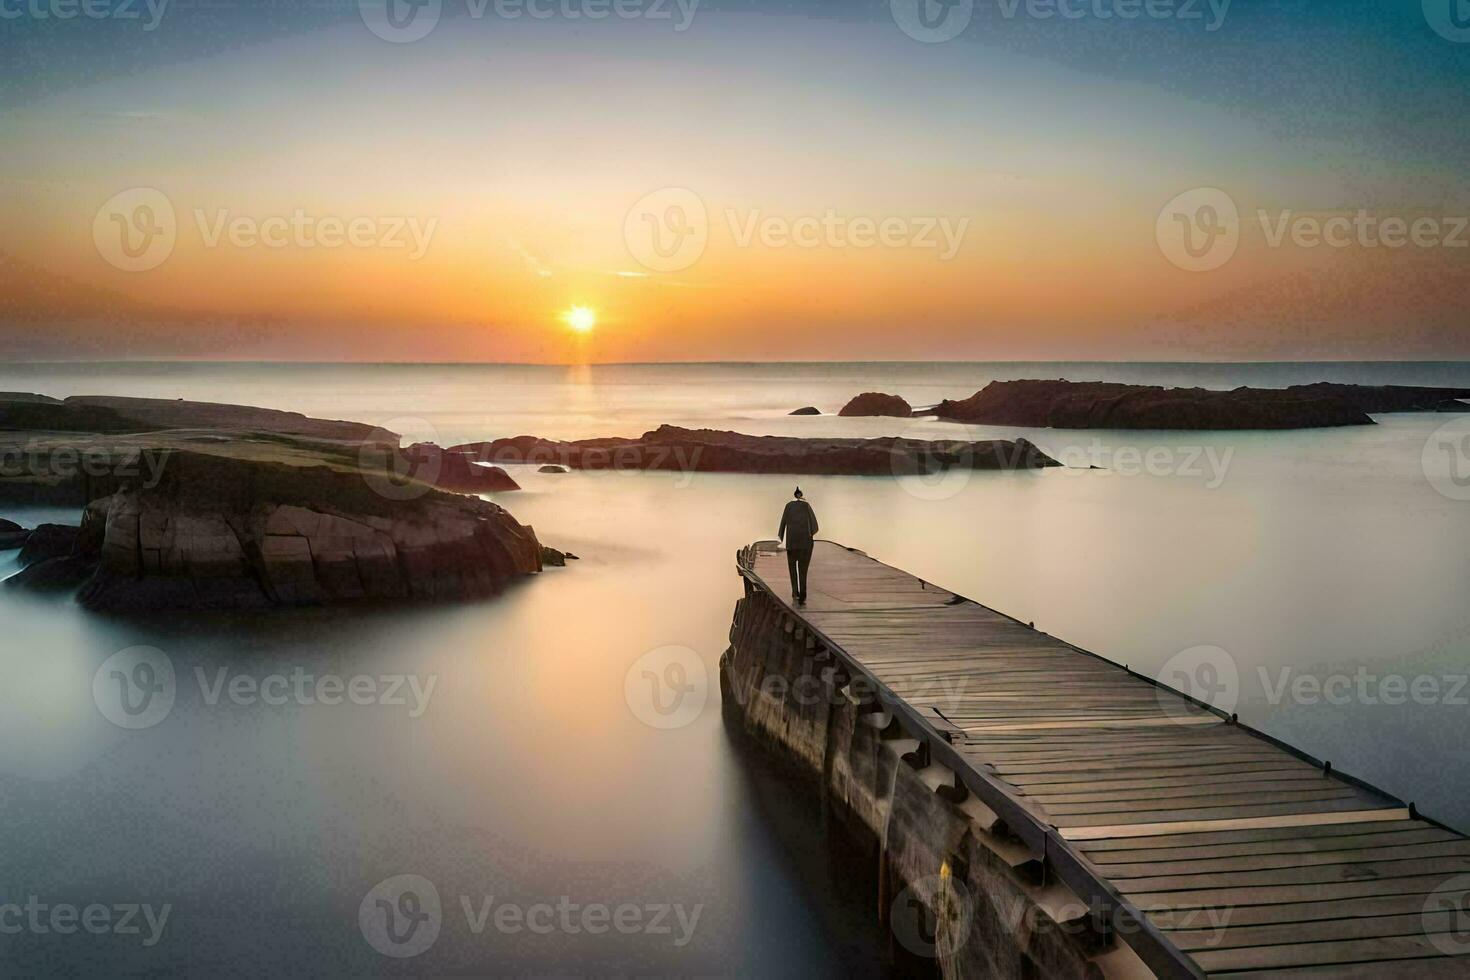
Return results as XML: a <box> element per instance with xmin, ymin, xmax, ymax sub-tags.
<box><xmin>1212</xmin><ymin>959</ymin><xmax>1470</xmax><ymax>980</ymax></box>
<box><xmin>1192</xmin><ymin>934</ymin><xmax>1462</xmax><ymax>973</ymax></box>
<box><xmin>1100</xmin><ymin>838</ymin><xmax>1470</xmax><ymax>877</ymax></box>
<box><xmin>1084</xmin><ymin>826</ymin><xmax>1464</xmax><ymax>864</ymax></box>
<box><xmin>1078</xmin><ymin>820</ymin><xmax>1447</xmax><ymax>854</ymax></box>
<box><xmin>1059</xmin><ymin>808</ymin><xmax>1410</xmax><ymax>841</ymax></box>
<box><xmin>1167</xmin><ymin>909</ymin><xmax>1464</xmax><ymax>952</ymax></box>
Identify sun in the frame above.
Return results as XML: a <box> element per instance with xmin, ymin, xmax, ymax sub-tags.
<box><xmin>564</xmin><ymin>305</ymin><xmax>596</xmax><ymax>334</ymax></box>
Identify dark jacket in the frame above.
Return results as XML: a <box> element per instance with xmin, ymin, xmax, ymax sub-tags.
<box><xmin>779</xmin><ymin>499</ymin><xmax>819</xmax><ymax>551</ymax></box>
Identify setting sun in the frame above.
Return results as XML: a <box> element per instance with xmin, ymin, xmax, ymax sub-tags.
<box><xmin>564</xmin><ymin>305</ymin><xmax>597</xmax><ymax>334</ymax></box>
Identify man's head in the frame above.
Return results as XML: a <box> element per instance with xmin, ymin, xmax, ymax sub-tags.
<box><xmin>793</xmin><ymin>486</ymin><xmax>803</xmax><ymax>499</ymax></box>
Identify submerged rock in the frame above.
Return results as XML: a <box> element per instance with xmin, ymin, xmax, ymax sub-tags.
<box><xmin>5</xmin><ymin>556</ymin><xmax>94</xmax><ymax>592</ymax></box>
<box><xmin>402</xmin><ymin>444</ymin><xmax>520</xmax><ymax>493</ymax></box>
<box><xmin>837</xmin><ymin>392</ymin><xmax>913</xmax><ymax>418</ymax></box>
<box><xmin>538</xmin><ymin>546</ymin><xmax>579</xmax><ymax>566</ymax></box>
<box><xmin>934</xmin><ymin>379</ymin><xmax>1379</xmax><ymax>430</ymax></box>
<box><xmin>17</xmin><ymin>524</ymin><xmax>80</xmax><ymax>566</ymax></box>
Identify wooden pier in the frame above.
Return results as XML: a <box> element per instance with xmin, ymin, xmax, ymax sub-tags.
<box><xmin>735</xmin><ymin>539</ymin><xmax>1470</xmax><ymax>978</ymax></box>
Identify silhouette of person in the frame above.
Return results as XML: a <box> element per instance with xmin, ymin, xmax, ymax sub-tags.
<box><xmin>778</xmin><ymin>486</ymin><xmax>819</xmax><ymax>603</ymax></box>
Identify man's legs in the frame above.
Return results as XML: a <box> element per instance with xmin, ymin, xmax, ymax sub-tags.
<box><xmin>787</xmin><ymin>547</ymin><xmax>802</xmax><ymax>598</ymax></box>
<box><xmin>794</xmin><ymin>546</ymin><xmax>812</xmax><ymax>600</ymax></box>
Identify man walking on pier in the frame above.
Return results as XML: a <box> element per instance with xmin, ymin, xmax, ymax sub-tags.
<box><xmin>778</xmin><ymin>487</ymin><xmax>819</xmax><ymax>604</ymax></box>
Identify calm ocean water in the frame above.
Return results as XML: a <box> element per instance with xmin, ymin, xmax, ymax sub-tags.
<box><xmin>1</xmin><ymin>360</ymin><xmax>1468</xmax><ymax>975</ymax></box>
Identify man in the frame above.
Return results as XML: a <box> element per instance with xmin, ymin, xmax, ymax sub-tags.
<box><xmin>778</xmin><ymin>486</ymin><xmax>819</xmax><ymax>604</ymax></box>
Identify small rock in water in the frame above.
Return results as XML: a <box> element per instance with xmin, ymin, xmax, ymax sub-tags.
<box><xmin>788</xmin><ymin>406</ymin><xmax>821</xmax><ymax>416</ymax></box>
<box><xmin>539</xmin><ymin>546</ymin><xmax>580</xmax><ymax>566</ymax></box>
<box><xmin>538</xmin><ymin>464</ymin><xmax>570</xmax><ymax>473</ymax></box>
<box><xmin>837</xmin><ymin>392</ymin><xmax>913</xmax><ymax>417</ymax></box>
<box><xmin>18</xmin><ymin>524</ymin><xmax>80</xmax><ymax>566</ymax></box>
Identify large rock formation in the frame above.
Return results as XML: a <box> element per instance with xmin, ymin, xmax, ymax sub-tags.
<box><xmin>838</xmin><ymin>392</ymin><xmax>913</xmax><ymax>417</ymax></box>
<box><xmin>6</xmin><ymin>450</ymin><xmax>544</xmax><ymax>610</ymax></box>
<box><xmin>454</xmin><ymin>425</ymin><xmax>1060</xmax><ymax>475</ymax></box>
<box><xmin>934</xmin><ymin>380</ymin><xmax>1377</xmax><ymax>430</ymax></box>
<box><xmin>932</xmin><ymin>380</ymin><xmax>1470</xmax><ymax>430</ymax></box>
<box><xmin>0</xmin><ymin>393</ymin><xmax>517</xmax><ymax>504</ymax></box>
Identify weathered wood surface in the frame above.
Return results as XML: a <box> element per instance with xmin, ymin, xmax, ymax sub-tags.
<box><xmin>740</xmin><ymin>539</ymin><xmax>1470</xmax><ymax>978</ymax></box>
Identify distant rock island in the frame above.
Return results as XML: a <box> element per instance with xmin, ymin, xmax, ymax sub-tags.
<box><xmin>1</xmin><ymin>394</ymin><xmax>546</xmax><ymax>610</ymax></box>
<box><xmin>929</xmin><ymin>380</ymin><xmax>1470</xmax><ymax>430</ymax></box>
<box><xmin>837</xmin><ymin>392</ymin><xmax>913</xmax><ymax>417</ymax></box>
<box><xmin>453</xmin><ymin>425</ymin><xmax>1059</xmax><ymax>474</ymax></box>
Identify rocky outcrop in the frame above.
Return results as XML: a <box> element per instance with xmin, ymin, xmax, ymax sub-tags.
<box><xmin>1288</xmin><ymin>383</ymin><xmax>1470</xmax><ymax>414</ymax></box>
<box><xmin>63</xmin><ymin>395</ymin><xmax>397</xmax><ymax>443</ymax></box>
<box><xmin>4</xmin><ymin>450</ymin><xmax>545</xmax><ymax>610</ymax></box>
<box><xmin>454</xmin><ymin>425</ymin><xmax>1059</xmax><ymax>475</ymax></box>
<box><xmin>538</xmin><ymin>546</ymin><xmax>579</xmax><ymax>566</ymax></box>
<box><xmin>788</xmin><ymin>406</ymin><xmax>821</xmax><ymax>416</ymax></box>
<box><xmin>838</xmin><ymin>392</ymin><xmax>913</xmax><ymax>417</ymax></box>
<box><xmin>17</xmin><ymin>524</ymin><xmax>79</xmax><ymax>566</ymax></box>
<box><xmin>0</xmin><ymin>399</ymin><xmax>143</xmax><ymax>433</ymax></box>
<box><xmin>537</xmin><ymin>464</ymin><xmax>569</xmax><ymax>474</ymax></box>
<box><xmin>403</xmin><ymin>444</ymin><xmax>519</xmax><ymax>493</ymax></box>
<box><xmin>934</xmin><ymin>380</ymin><xmax>1377</xmax><ymax>430</ymax></box>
